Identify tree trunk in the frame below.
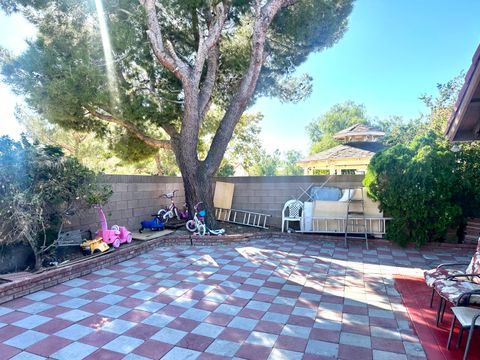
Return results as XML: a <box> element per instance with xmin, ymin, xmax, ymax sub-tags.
<box><xmin>26</xmin><ymin>238</ymin><xmax>42</xmax><ymax>271</ymax></box>
<box><xmin>28</xmin><ymin>241</ymin><xmax>43</xmax><ymax>271</ymax></box>
<box><xmin>177</xmin><ymin>159</ymin><xmax>217</xmax><ymax>229</ymax></box>
<box><xmin>33</xmin><ymin>251</ymin><xmax>42</xmax><ymax>271</ymax></box>
<box><xmin>154</xmin><ymin>153</ymin><xmax>163</xmax><ymax>175</ymax></box>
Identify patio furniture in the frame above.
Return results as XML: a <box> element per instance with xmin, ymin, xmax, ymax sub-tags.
<box><xmin>281</xmin><ymin>200</ymin><xmax>303</xmax><ymax>232</ymax></box>
<box><xmin>447</xmin><ymin>306</ymin><xmax>480</xmax><ymax>360</ymax></box>
<box><xmin>424</xmin><ymin>263</ymin><xmax>470</xmax><ymax>307</ymax></box>
<box><xmin>433</xmin><ymin>270</ymin><xmax>480</xmax><ymax>326</ymax></box>
<box><xmin>425</xmin><ymin>239</ymin><xmax>480</xmax><ymax>308</ymax></box>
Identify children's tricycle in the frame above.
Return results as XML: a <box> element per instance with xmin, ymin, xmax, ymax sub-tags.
<box><xmin>94</xmin><ymin>205</ymin><xmax>132</xmax><ymax>248</ymax></box>
<box><xmin>139</xmin><ymin>215</ymin><xmax>165</xmax><ymax>233</ymax></box>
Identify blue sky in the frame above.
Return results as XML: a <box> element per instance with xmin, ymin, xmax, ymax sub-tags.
<box><xmin>1</xmin><ymin>1</ymin><xmax>479</xmax><ymax>155</ymax></box>
<box><xmin>0</xmin><ymin>12</ymin><xmax>36</xmax><ymax>138</ymax></box>
<box><xmin>251</xmin><ymin>0</ymin><xmax>480</xmax><ymax>154</ymax></box>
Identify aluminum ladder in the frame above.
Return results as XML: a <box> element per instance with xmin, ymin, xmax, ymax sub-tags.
<box><xmin>344</xmin><ymin>187</ymin><xmax>369</xmax><ymax>249</ymax></box>
<box><xmin>215</xmin><ymin>208</ymin><xmax>271</xmax><ymax>229</ymax></box>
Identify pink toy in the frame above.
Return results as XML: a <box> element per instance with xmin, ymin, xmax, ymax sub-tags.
<box><xmin>94</xmin><ymin>205</ymin><xmax>132</xmax><ymax>248</ymax></box>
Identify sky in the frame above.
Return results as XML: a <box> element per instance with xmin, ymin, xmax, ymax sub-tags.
<box><xmin>0</xmin><ymin>12</ymin><xmax>36</xmax><ymax>138</ymax></box>
<box><xmin>0</xmin><ymin>0</ymin><xmax>479</xmax><ymax>155</ymax></box>
<box><xmin>251</xmin><ymin>0</ymin><xmax>480</xmax><ymax>154</ymax></box>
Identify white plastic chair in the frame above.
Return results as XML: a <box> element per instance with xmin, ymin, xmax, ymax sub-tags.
<box><xmin>282</xmin><ymin>200</ymin><xmax>304</xmax><ymax>232</ymax></box>
<box><xmin>447</xmin><ymin>306</ymin><xmax>480</xmax><ymax>359</ymax></box>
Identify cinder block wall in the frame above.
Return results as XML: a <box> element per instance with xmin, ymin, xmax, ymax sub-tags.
<box><xmin>67</xmin><ymin>175</ymin><xmax>185</xmax><ymax>234</ymax></box>
<box><xmin>67</xmin><ymin>175</ymin><xmax>363</xmax><ymax>233</ymax></box>
<box><xmin>215</xmin><ymin>175</ymin><xmax>364</xmax><ymax>228</ymax></box>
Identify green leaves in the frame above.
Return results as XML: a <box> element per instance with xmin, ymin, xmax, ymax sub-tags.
<box><xmin>0</xmin><ymin>136</ymin><xmax>112</xmax><ymax>266</ymax></box>
<box><xmin>2</xmin><ymin>0</ymin><xmax>353</xmax><ymax>193</ymax></box>
<box><xmin>306</xmin><ymin>101</ymin><xmax>369</xmax><ymax>153</ymax></box>
<box><xmin>365</xmin><ymin>131</ymin><xmax>462</xmax><ymax>246</ymax></box>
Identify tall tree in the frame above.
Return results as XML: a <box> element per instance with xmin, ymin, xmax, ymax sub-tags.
<box><xmin>16</xmin><ymin>108</ymin><xmax>179</xmax><ymax>175</ymax></box>
<box><xmin>419</xmin><ymin>73</ymin><xmax>464</xmax><ymax>135</ymax></box>
<box><xmin>283</xmin><ymin>149</ymin><xmax>303</xmax><ymax>175</ymax></box>
<box><xmin>381</xmin><ymin>74</ymin><xmax>465</xmax><ymax>147</ymax></box>
<box><xmin>250</xmin><ymin>149</ymin><xmax>282</xmax><ymax>176</ymax></box>
<box><xmin>2</xmin><ymin>0</ymin><xmax>353</xmax><ymax>223</ymax></box>
<box><xmin>306</xmin><ymin>101</ymin><xmax>369</xmax><ymax>153</ymax></box>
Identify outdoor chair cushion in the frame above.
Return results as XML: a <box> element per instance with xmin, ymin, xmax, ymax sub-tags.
<box><xmin>424</xmin><ymin>268</ymin><xmax>465</xmax><ymax>287</ymax></box>
<box><xmin>466</xmin><ymin>252</ymin><xmax>480</xmax><ymax>284</ymax></box>
<box><xmin>433</xmin><ymin>279</ymin><xmax>480</xmax><ymax>305</ymax></box>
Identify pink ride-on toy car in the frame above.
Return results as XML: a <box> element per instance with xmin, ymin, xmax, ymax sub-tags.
<box><xmin>94</xmin><ymin>205</ymin><xmax>132</xmax><ymax>248</ymax></box>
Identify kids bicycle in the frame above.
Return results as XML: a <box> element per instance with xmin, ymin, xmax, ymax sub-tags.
<box><xmin>186</xmin><ymin>202</ymin><xmax>206</xmax><ymax>236</ymax></box>
<box><xmin>158</xmin><ymin>190</ymin><xmax>189</xmax><ymax>223</ymax></box>
<box><xmin>186</xmin><ymin>202</ymin><xmax>225</xmax><ymax>236</ymax></box>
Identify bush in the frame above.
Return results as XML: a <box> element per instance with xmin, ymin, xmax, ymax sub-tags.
<box><xmin>364</xmin><ymin>131</ymin><xmax>462</xmax><ymax>246</ymax></box>
<box><xmin>453</xmin><ymin>142</ymin><xmax>480</xmax><ymax>219</ymax></box>
<box><xmin>0</xmin><ymin>136</ymin><xmax>111</xmax><ymax>269</ymax></box>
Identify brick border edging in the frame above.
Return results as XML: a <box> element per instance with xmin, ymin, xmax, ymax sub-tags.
<box><xmin>0</xmin><ymin>232</ymin><xmax>475</xmax><ymax>304</ymax></box>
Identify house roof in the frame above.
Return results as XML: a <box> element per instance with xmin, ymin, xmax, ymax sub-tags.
<box><xmin>445</xmin><ymin>44</ymin><xmax>480</xmax><ymax>142</ymax></box>
<box><xmin>298</xmin><ymin>141</ymin><xmax>385</xmax><ymax>163</ymax></box>
<box><xmin>333</xmin><ymin>123</ymin><xmax>385</xmax><ymax>140</ymax></box>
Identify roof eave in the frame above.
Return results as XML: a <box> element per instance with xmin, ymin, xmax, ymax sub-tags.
<box><xmin>333</xmin><ymin>132</ymin><xmax>385</xmax><ymax>140</ymax></box>
<box><xmin>445</xmin><ymin>44</ymin><xmax>480</xmax><ymax>142</ymax></box>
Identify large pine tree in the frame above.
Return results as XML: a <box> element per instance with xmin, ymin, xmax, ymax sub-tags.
<box><xmin>2</xmin><ymin>0</ymin><xmax>353</xmax><ymax>223</ymax></box>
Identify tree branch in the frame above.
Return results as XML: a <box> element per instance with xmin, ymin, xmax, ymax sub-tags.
<box><xmin>161</xmin><ymin>123</ymin><xmax>179</xmax><ymax>140</ymax></box>
<box><xmin>85</xmin><ymin>107</ymin><xmax>172</xmax><ymax>149</ymax></box>
<box><xmin>204</xmin><ymin>0</ymin><xmax>299</xmax><ymax>174</ymax></box>
<box><xmin>42</xmin><ymin>220</ymin><xmax>64</xmax><ymax>255</ymax></box>
<box><xmin>133</xmin><ymin>86</ymin><xmax>184</xmax><ymax>104</ymax></box>
<box><xmin>191</xmin><ymin>6</ymin><xmax>200</xmax><ymax>48</ymax></box>
<box><xmin>199</xmin><ymin>45</ymin><xmax>220</xmax><ymax>119</ymax></box>
<box><xmin>193</xmin><ymin>1</ymin><xmax>227</xmax><ymax>85</ymax></box>
<box><xmin>140</xmin><ymin>0</ymin><xmax>191</xmax><ymax>85</ymax></box>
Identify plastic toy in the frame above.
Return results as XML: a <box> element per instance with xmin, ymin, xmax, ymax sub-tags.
<box><xmin>94</xmin><ymin>205</ymin><xmax>132</xmax><ymax>248</ymax></box>
<box><xmin>80</xmin><ymin>238</ymin><xmax>110</xmax><ymax>255</ymax></box>
<box><xmin>139</xmin><ymin>215</ymin><xmax>165</xmax><ymax>233</ymax></box>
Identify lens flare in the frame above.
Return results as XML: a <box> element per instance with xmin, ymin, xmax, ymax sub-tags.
<box><xmin>94</xmin><ymin>0</ymin><xmax>120</xmax><ymax>111</ymax></box>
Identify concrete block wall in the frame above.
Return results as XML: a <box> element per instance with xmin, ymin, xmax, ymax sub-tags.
<box><xmin>66</xmin><ymin>174</ymin><xmax>363</xmax><ymax>234</ymax></box>
<box><xmin>66</xmin><ymin>175</ymin><xmax>184</xmax><ymax>234</ymax></box>
<box><xmin>215</xmin><ymin>175</ymin><xmax>364</xmax><ymax>228</ymax></box>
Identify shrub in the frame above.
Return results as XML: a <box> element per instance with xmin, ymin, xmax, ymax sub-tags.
<box><xmin>0</xmin><ymin>136</ymin><xmax>111</xmax><ymax>269</ymax></box>
<box><xmin>364</xmin><ymin>131</ymin><xmax>462</xmax><ymax>246</ymax></box>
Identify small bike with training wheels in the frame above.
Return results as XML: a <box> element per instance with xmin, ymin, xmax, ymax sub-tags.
<box><xmin>186</xmin><ymin>202</ymin><xmax>206</xmax><ymax>236</ymax></box>
<box><xmin>186</xmin><ymin>202</ymin><xmax>225</xmax><ymax>236</ymax></box>
<box><xmin>157</xmin><ymin>190</ymin><xmax>188</xmax><ymax>223</ymax></box>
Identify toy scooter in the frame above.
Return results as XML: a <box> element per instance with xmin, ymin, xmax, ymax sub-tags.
<box><xmin>139</xmin><ymin>214</ymin><xmax>165</xmax><ymax>233</ymax></box>
<box><xmin>94</xmin><ymin>205</ymin><xmax>132</xmax><ymax>248</ymax></box>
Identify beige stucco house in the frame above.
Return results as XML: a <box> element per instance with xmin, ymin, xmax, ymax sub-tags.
<box><xmin>297</xmin><ymin>123</ymin><xmax>385</xmax><ymax>175</ymax></box>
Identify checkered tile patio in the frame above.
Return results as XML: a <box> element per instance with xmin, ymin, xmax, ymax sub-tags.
<box><xmin>0</xmin><ymin>238</ymin><xmax>470</xmax><ymax>359</ymax></box>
